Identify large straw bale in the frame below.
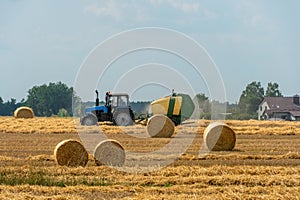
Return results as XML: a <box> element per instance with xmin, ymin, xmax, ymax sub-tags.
<box><xmin>203</xmin><ymin>122</ymin><xmax>236</xmax><ymax>151</ymax></box>
<box><xmin>14</xmin><ymin>106</ymin><xmax>34</xmax><ymax>118</ymax></box>
<box><xmin>93</xmin><ymin>139</ymin><xmax>125</xmax><ymax>167</ymax></box>
<box><xmin>146</xmin><ymin>114</ymin><xmax>175</xmax><ymax>138</ymax></box>
<box><xmin>54</xmin><ymin>139</ymin><xmax>88</xmax><ymax>167</ymax></box>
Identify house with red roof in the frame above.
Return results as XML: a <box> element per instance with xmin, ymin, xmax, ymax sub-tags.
<box><xmin>258</xmin><ymin>95</ymin><xmax>300</xmax><ymax>121</ymax></box>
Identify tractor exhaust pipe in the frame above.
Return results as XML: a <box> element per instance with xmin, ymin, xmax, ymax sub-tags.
<box><xmin>95</xmin><ymin>90</ymin><xmax>99</xmax><ymax>106</ymax></box>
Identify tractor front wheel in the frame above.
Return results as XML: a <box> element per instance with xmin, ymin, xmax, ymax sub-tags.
<box><xmin>113</xmin><ymin>111</ymin><xmax>133</xmax><ymax>126</ymax></box>
<box><xmin>81</xmin><ymin>114</ymin><xmax>98</xmax><ymax>126</ymax></box>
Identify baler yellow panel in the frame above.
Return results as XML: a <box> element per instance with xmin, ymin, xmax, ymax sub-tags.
<box><xmin>173</xmin><ymin>96</ymin><xmax>182</xmax><ymax>115</ymax></box>
<box><xmin>150</xmin><ymin>93</ymin><xmax>194</xmax><ymax>125</ymax></box>
<box><xmin>151</xmin><ymin>96</ymin><xmax>170</xmax><ymax>115</ymax></box>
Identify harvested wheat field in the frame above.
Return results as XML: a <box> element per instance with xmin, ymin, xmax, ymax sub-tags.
<box><xmin>0</xmin><ymin>117</ymin><xmax>299</xmax><ymax>199</ymax></box>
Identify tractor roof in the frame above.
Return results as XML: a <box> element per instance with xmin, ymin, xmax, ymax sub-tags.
<box><xmin>111</xmin><ymin>93</ymin><xmax>129</xmax><ymax>97</ymax></box>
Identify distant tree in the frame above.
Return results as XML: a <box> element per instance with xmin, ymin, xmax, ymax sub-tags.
<box><xmin>130</xmin><ymin>101</ymin><xmax>151</xmax><ymax>116</ymax></box>
<box><xmin>26</xmin><ymin>82</ymin><xmax>74</xmax><ymax>116</ymax></box>
<box><xmin>194</xmin><ymin>93</ymin><xmax>208</xmax><ymax>104</ymax></box>
<box><xmin>194</xmin><ymin>93</ymin><xmax>210</xmax><ymax>113</ymax></box>
<box><xmin>57</xmin><ymin>108</ymin><xmax>70</xmax><ymax>117</ymax></box>
<box><xmin>193</xmin><ymin>93</ymin><xmax>211</xmax><ymax>119</ymax></box>
<box><xmin>0</xmin><ymin>98</ymin><xmax>25</xmax><ymax>116</ymax></box>
<box><xmin>225</xmin><ymin>102</ymin><xmax>239</xmax><ymax>120</ymax></box>
<box><xmin>0</xmin><ymin>97</ymin><xmax>3</xmax><ymax>113</ymax></box>
<box><xmin>238</xmin><ymin>81</ymin><xmax>264</xmax><ymax>119</ymax></box>
<box><xmin>265</xmin><ymin>82</ymin><xmax>283</xmax><ymax>97</ymax></box>
<box><xmin>72</xmin><ymin>95</ymin><xmax>84</xmax><ymax>117</ymax></box>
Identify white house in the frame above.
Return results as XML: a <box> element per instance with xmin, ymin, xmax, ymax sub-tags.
<box><xmin>258</xmin><ymin>95</ymin><xmax>300</xmax><ymax>121</ymax></box>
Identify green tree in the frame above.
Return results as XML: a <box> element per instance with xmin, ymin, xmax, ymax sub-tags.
<box><xmin>26</xmin><ymin>82</ymin><xmax>74</xmax><ymax>116</ymax></box>
<box><xmin>0</xmin><ymin>98</ymin><xmax>25</xmax><ymax>116</ymax></box>
<box><xmin>57</xmin><ymin>108</ymin><xmax>69</xmax><ymax>117</ymax></box>
<box><xmin>193</xmin><ymin>93</ymin><xmax>211</xmax><ymax>119</ymax></box>
<box><xmin>238</xmin><ymin>81</ymin><xmax>264</xmax><ymax>119</ymax></box>
<box><xmin>194</xmin><ymin>93</ymin><xmax>208</xmax><ymax>103</ymax></box>
<box><xmin>0</xmin><ymin>97</ymin><xmax>3</xmax><ymax>114</ymax></box>
<box><xmin>194</xmin><ymin>93</ymin><xmax>209</xmax><ymax>112</ymax></box>
<box><xmin>72</xmin><ymin>95</ymin><xmax>84</xmax><ymax>117</ymax></box>
<box><xmin>265</xmin><ymin>82</ymin><xmax>283</xmax><ymax>97</ymax></box>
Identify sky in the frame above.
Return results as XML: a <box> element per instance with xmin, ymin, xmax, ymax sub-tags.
<box><xmin>0</xmin><ymin>0</ymin><xmax>299</xmax><ymax>103</ymax></box>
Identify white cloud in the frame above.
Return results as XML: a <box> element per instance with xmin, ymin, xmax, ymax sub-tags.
<box><xmin>46</xmin><ymin>34</ymin><xmax>77</xmax><ymax>42</ymax></box>
<box><xmin>175</xmin><ymin>1</ymin><xmax>200</xmax><ymax>13</ymax></box>
<box><xmin>203</xmin><ymin>9</ymin><xmax>217</xmax><ymax>20</ymax></box>
<box><xmin>83</xmin><ymin>0</ymin><xmax>122</xmax><ymax>21</ymax></box>
<box><xmin>135</xmin><ymin>9</ymin><xmax>152</xmax><ymax>22</ymax></box>
<box><xmin>250</xmin><ymin>15</ymin><xmax>263</xmax><ymax>27</ymax></box>
<box><xmin>235</xmin><ymin>0</ymin><xmax>277</xmax><ymax>31</ymax></box>
<box><xmin>149</xmin><ymin>0</ymin><xmax>200</xmax><ymax>13</ymax></box>
<box><xmin>83</xmin><ymin>1</ymin><xmax>152</xmax><ymax>23</ymax></box>
<box><xmin>217</xmin><ymin>33</ymin><xmax>247</xmax><ymax>45</ymax></box>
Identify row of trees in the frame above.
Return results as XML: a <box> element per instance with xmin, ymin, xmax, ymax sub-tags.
<box><xmin>0</xmin><ymin>81</ymin><xmax>283</xmax><ymax>119</ymax></box>
<box><xmin>0</xmin><ymin>82</ymin><xmax>74</xmax><ymax>117</ymax></box>
<box><xmin>0</xmin><ymin>82</ymin><xmax>152</xmax><ymax>117</ymax></box>
<box><xmin>0</xmin><ymin>98</ymin><xmax>26</xmax><ymax>116</ymax></box>
<box><xmin>194</xmin><ymin>82</ymin><xmax>282</xmax><ymax>119</ymax></box>
<box><xmin>237</xmin><ymin>81</ymin><xmax>282</xmax><ymax>119</ymax></box>
<box><xmin>26</xmin><ymin>82</ymin><xmax>74</xmax><ymax>116</ymax></box>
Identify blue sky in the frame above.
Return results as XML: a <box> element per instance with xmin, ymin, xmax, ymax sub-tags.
<box><xmin>0</xmin><ymin>0</ymin><xmax>299</xmax><ymax>102</ymax></box>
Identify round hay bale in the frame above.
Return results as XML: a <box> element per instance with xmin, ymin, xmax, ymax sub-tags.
<box><xmin>54</xmin><ymin>139</ymin><xmax>88</xmax><ymax>167</ymax></box>
<box><xmin>146</xmin><ymin>114</ymin><xmax>175</xmax><ymax>138</ymax></box>
<box><xmin>14</xmin><ymin>106</ymin><xmax>34</xmax><ymax>118</ymax></box>
<box><xmin>93</xmin><ymin>139</ymin><xmax>125</xmax><ymax>167</ymax></box>
<box><xmin>203</xmin><ymin>122</ymin><xmax>236</xmax><ymax>151</ymax></box>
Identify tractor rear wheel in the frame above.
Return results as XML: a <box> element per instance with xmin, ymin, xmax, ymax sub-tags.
<box><xmin>81</xmin><ymin>114</ymin><xmax>98</xmax><ymax>126</ymax></box>
<box><xmin>113</xmin><ymin>111</ymin><xmax>133</xmax><ymax>126</ymax></box>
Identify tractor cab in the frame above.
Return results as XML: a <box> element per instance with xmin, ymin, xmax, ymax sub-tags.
<box><xmin>81</xmin><ymin>91</ymin><xmax>135</xmax><ymax>126</ymax></box>
<box><xmin>109</xmin><ymin>93</ymin><xmax>129</xmax><ymax>108</ymax></box>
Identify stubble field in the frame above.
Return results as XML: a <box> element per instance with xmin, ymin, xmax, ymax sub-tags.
<box><xmin>0</xmin><ymin>117</ymin><xmax>299</xmax><ymax>199</ymax></box>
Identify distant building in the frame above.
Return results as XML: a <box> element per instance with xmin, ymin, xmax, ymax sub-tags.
<box><xmin>258</xmin><ymin>95</ymin><xmax>300</xmax><ymax>121</ymax></box>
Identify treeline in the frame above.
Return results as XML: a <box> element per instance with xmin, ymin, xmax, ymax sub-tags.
<box><xmin>0</xmin><ymin>82</ymin><xmax>74</xmax><ymax>117</ymax></box>
<box><xmin>0</xmin><ymin>98</ymin><xmax>26</xmax><ymax>116</ymax></box>
<box><xmin>193</xmin><ymin>81</ymin><xmax>282</xmax><ymax>120</ymax></box>
<box><xmin>0</xmin><ymin>81</ymin><xmax>283</xmax><ymax>120</ymax></box>
<box><xmin>0</xmin><ymin>82</ymin><xmax>152</xmax><ymax>117</ymax></box>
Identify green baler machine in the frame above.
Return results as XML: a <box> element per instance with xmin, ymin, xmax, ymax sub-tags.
<box><xmin>150</xmin><ymin>93</ymin><xmax>195</xmax><ymax>125</ymax></box>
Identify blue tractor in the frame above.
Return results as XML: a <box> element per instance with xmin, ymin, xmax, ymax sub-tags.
<box><xmin>80</xmin><ymin>90</ymin><xmax>135</xmax><ymax>126</ymax></box>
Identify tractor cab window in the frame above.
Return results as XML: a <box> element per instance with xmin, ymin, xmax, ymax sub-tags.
<box><xmin>111</xmin><ymin>95</ymin><xmax>129</xmax><ymax>107</ymax></box>
<box><xmin>119</xmin><ymin>96</ymin><xmax>128</xmax><ymax>106</ymax></box>
<box><xmin>111</xmin><ymin>96</ymin><xmax>118</xmax><ymax>107</ymax></box>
